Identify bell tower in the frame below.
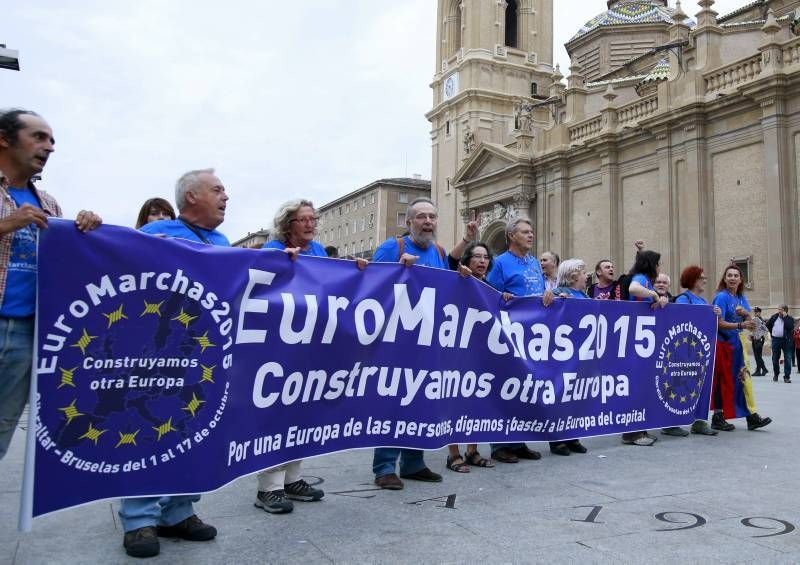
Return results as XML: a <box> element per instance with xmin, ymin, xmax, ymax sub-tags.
<box><xmin>427</xmin><ymin>0</ymin><xmax>554</xmax><ymax>248</ymax></box>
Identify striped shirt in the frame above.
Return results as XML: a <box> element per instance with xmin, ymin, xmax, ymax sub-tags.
<box><xmin>0</xmin><ymin>183</ymin><xmax>62</xmax><ymax>309</ymax></box>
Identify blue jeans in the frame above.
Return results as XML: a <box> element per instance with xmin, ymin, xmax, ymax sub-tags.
<box><xmin>0</xmin><ymin>317</ymin><xmax>34</xmax><ymax>460</ymax></box>
<box><xmin>372</xmin><ymin>448</ymin><xmax>426</xmax><ymax>478</ymax></box>
<box><xmin>119</xmin><ymin>495</ymin><xmax>201</xmax><ymax>532</ymax></box>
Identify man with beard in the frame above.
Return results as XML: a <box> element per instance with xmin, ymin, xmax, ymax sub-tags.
<box><xmin>370</xmin><ymin>197</ymin><xmax>473</xmax><ymax>489</ymax></box>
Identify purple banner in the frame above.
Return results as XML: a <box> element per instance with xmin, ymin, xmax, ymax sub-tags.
<box><xmin>28</xmin><ymin>220</ymin><xmax>717</xmax><ymax>518</ymax></box>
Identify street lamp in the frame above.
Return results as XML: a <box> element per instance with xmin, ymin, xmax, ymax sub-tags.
<box><xmin>0</xmin><ymin>45</ymin><xmax>20</xmax><ymax>71</ymax></box>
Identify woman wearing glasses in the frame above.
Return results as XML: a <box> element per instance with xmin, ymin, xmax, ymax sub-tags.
<box><xmin>263</xmin><ymin>199</ymin><xmax>327</xmax><ymax>257</ymax></box>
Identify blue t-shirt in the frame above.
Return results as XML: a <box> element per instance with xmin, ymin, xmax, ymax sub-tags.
<box><xmin>0</xmin><ymin>188</ymin><xmax>42</xmax><ymax>317</ymax></box>
<box><xmin>713</xmin><ymin>290</ymin><xmax>750</xmax><ymax>343</ymax></box>
<box><xmin>486</xmin><ymin>251</ymin><xmax>545</xmax><ymax>296</ymax></box>
<box><xmin>554</xmin><ymin>287</ymin><xmax>588</xmax><ymax>299</ymax></box>
<box><xmin>675</xmin><ymin>291</ymin><xmax>707</xmax><ymax>306</ymax></box>
<box><xmin>373</xmin><ymin>236</ymin><xmax>448</xmax><ymax>269</ymax></box>
<box><xmin>263</xmin><ymin>239</ymin><xmax>328</xmax><ymax>257</ymax></box>
<box><xmin>628</xmin><ymin>273</ymin><xmax>654</xmax><ymax>302</ymax></box>
<box><xmin>140</xmin><ymin>219</ymin><xmax>230</xmax><ymax>246</ymax></box>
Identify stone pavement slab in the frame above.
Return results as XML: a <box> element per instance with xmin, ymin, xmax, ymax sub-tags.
<box><xmin>1</xmin><ymin>365</ymin><xmax>798</xmax><ymax>564</ymax></box>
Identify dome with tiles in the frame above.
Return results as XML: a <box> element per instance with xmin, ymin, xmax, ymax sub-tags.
<box><xmin>570</xmin><ymin>0</ymin><xmax>693</xmax><ymax>42</ymax></box>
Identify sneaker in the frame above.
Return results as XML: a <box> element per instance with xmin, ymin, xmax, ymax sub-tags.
<box><xmin>622</xmin><ymin>433</ymin><xmax>656</xmax><ymax>446</ymax></box>
<box><xmin>284</xmin><ymin>479</ymin><xmax>324</xmax><ymax>502</ymax></box>
<box><xmin>711</xmin><ymin>412</ymin><xmax>735</xmax><ymax>432</ymax></box>
<box><xmin>661</xmin><ymin>426</ymin><xmax>690</xmax><ymax>437</ymax></box>
<box><xmin>374</xmin><ymin>473</ymin><xmax>404</xmax><ymax>490</ymax></box>
<box><xmin>254</xmin><ymin>490</ymin><xmax>294</xmax><ymax>514</ymax></box>
<box><xmin>156</xmin><ymin>515</ymin><xmax>216</xmax><ymax>541</ymax></box>
<box><xmin>746</xmin><ymin>413</ymin><xmax>772</xmax><ymax>431</ymax></box>
<box><xmin>691</xmin><ymin>420</ymin><xmax>718</xmax><ymax>436</ymax></box>
<box><xmin>123</xmin><ymin>526</ymin><xmax>159</xmax><ymax>558</ymax></box>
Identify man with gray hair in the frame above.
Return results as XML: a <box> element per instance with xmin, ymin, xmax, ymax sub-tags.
<box><xmin>370</xmin><ymin>196</ymin><xmax>476</xmax><ymax>489</ymax></box>
<box><xmin>485</xmin><ymin>217</ymin><xmax>552</xmax><ymax>463</ymax></box>
<box><xmin>139</xmin><ymin>168</ymin><xmax>229</xmax><ymax>245</ymax></box>
<box><xmin>123</xmin><ymin>168</ymin><xmax>227</xmax><ymax>558</ymax></box>
<box><xmin>766</xmin><ymin>305</ymin><xmax>795</xmax><ymax>383</ymax></box>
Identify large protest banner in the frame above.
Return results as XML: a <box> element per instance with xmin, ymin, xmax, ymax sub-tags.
<box><xmin>25</xmin><ymin>220</ymin><xmax>717</xmax><ymax>521</ymax></box>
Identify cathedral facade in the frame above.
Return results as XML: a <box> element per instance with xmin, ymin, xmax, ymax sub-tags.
<box><xmin>428</xmin><ymin>0</ymin><xmax>800</xmax><ymax>308</ymax></box>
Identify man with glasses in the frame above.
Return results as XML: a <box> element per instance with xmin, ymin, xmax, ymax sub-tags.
<box><xmin>370</xmin><ymin>197</ymin><xmax>474</xmax><ymax>489</ymax></box>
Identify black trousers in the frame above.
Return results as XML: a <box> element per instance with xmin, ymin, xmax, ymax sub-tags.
<box><xmin>771</xmin><ymin>337</ymin><xmax>793</xmax><ymax>380</ymax></box>
<box><xmin>752</xmin><ymin>337</ymin><xmax>768</xmax><ymax>374</ymax></box>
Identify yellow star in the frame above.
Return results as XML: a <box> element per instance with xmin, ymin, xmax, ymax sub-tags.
<box><xmin>697</xmin><ymin>351</ymin><xmax>704</xmax><ymax>358</ymax></box>
<box><xmin>690</xmin><ymin>340</ymin><xmax>698</xmax><ymax>348</ymax></box>
<box><xmin>199</xmin><ymin>364</ymin><xmax>216</xmax><ymax>384</ymax></box>
<box><xmin>140</xmin><ymin>300</ymin><xmax>164</xmax><ymax>317</ymax></box>
<box><xmin>70</xmin><ymin>329</ymin><xmax>97</xmax><ymax>355</ymax></box>
<box><xmin>182</xmin><ymin>393</ymin><xmax>206</xmax><ymax>418</ymax></box>
<box><xmin>674</xmin><ymin>340</ymin><xmax>681</xmax><ymax>349</ymax></box>
<box><xmin>172</xmin><ymin>308</ymin><xmax>198</xmax><ymax>328</ymax></box>
<box><xmin>194</xmin><ymin>331</ymin><xmax>216</xmax><ymax>353</ymax></box>
<box><xmin>116</xmin><ymin>430</ymin><xmax>140</xmax><ymax>448</ymax></box>
<box><xmin>58</xmin><ymin>399</ymin><xmax>84</xmax><ymax>425</ymax></box>
<box><xmin>58</xmin><ymin>366</ymin><xmax>79</xmax><ymax>389</ymax></box>
<box><xmin>153</xmin><ymin>417</ymin><xmax>177</xmax><ymax>441</ymax></box>
<box><xmin>79</xmin><ymin>422</ymin><xmax>107</xmax><ymax>445</ymax></box>
<box><xmin>666</xmin><ymin>351</ymin><xmax>672</xmax><ymax>359</ymax></box>
<box><xmin>102</xmin><ymin>304</ymin><xmax>128</xmax><ymax>328</ymax></box>
<box><xmin>683</xmin><ymin>337</ymin><xmax>689</xmax><ymax>344</ymax></box>
<box><xmin>680</xmin><ymin>396</ymin><xmax>687</xmax><ymax>403</ymax></box>
<box><xmin>669</xmin><ymin>392</ymin><xmax>677</xmax><ymax>400</ymax></box>
<box><xmin>690</xmin><ymin>391</ymin><xmax>697</xmax><ymax>399</ymax></box>
<box><xmin>663</xmin><ymin>381</ymin><xmax>670</xmax><ymax>389</ymax></box>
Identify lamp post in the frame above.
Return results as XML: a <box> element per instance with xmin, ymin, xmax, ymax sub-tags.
<box><xmin>0</xmin><ymin>45</ymin><xmax>20</xmax><ymax>71</ymax></box>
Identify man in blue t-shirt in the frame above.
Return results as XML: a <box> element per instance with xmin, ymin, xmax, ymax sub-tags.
<box><xmin>485</xmin><ymin>217</ymin><xmax>552</xmax><ymax>463</ymax></box>
<box><xmin>123</xmin><ymin>169</ymin><xmax>226</xmax><ymax>557</ymax></box>
<box><xmin>371</xmin><ymin>197</ymin><xmax>475</xmax><ymax>490</ymax></box>
<box><xmin>0</xmin><ymin>109</ymin><xmax>102</xmax><ymax>462</ymax></box>
<box><xmin>140</xmin><ymin>168</ymin><xmax>230</xmax><ymax>246</ymax></box>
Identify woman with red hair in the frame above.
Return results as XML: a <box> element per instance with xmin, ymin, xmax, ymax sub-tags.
<box><xmin>710</xmin><ymin>265</ymin><xmax>772</xmax><ymax>432</ymax></box>
<box><xmin>671</xmin><ymin>266</ymin><xmax>720</xmax><ymax>435</ymax></box>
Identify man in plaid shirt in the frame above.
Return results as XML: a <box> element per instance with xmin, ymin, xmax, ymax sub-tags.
<box><xmin>0</xmin><ymin>108</ymin><xmax>101</xmax><ymax>460</ymax></box>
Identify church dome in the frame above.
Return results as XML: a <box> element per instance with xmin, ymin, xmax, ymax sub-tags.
<box><xmin>570</xmin><ymin>0</ymin><xmax>692</xmax><ymax>42</ymax></box>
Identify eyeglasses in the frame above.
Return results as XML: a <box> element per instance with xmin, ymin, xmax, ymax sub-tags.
<box><xmin>290</xmin><ymin>216</ymin><xmax>320</xmax><ymax>226</ymax></box>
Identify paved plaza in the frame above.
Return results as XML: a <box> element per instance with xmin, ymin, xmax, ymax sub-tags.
<box><xmin>1</xmin><ymin>361</ymin><xmax>799</xmax><ymax>564</ymax></box>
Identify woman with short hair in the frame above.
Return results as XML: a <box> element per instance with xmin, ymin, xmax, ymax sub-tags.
<box><xmin>445</xmin><ymin>242</ymin><xmax>496</xmax><ymax>472</ymax></box>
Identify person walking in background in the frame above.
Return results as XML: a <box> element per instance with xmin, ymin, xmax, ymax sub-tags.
<box><xmin>750</xmin><ymin>307</ymin><xmax>769</xmax><ymax>376</ymax></box>
<box><xmin>793</xmin><ymin>321</ymin><xmax>800</xmax><ymax>375</ymax></box>
<box><xmin>766</xmin><ymin>305</ymin><xmax>795</xmax><ymax>383</ymax></box>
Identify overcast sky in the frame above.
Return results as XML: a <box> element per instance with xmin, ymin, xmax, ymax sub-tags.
<box><xmin>2</xmin><ymin>0</ymin><xmax>745</xmax><ymax>241</ymax></box>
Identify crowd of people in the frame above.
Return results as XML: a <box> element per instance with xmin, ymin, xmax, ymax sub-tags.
<box><xmin>0</xmin><ymin>107</ymin><xmax>796</xmax><ymax>558</ymax></box>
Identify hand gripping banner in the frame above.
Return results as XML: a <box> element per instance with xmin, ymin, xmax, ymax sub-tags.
<box><xmin>25</xmin><ymin>220</ymin><xmax>717</xmax><ymax>521</ymax></box>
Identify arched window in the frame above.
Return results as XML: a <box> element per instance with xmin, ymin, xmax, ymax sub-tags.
<box><xmin>505</xmin><ymin>0</ymin><xmax>518</xmax><ymax>48</ymax></box>
<box><xmin>446</xmin><ymin>0</ymin><xmax>462</xmax><ymax>56</ymax></box>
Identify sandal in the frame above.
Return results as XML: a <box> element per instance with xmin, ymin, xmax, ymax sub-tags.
<box><xmin>446</xmin><ymin>454</ymin><xmax>470</xmax><ymax>473</ymax></box>
<box><xmin>464</xmin><ymin>451</ymin><xmax>495</xmax><ymax>468</ymax></box>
